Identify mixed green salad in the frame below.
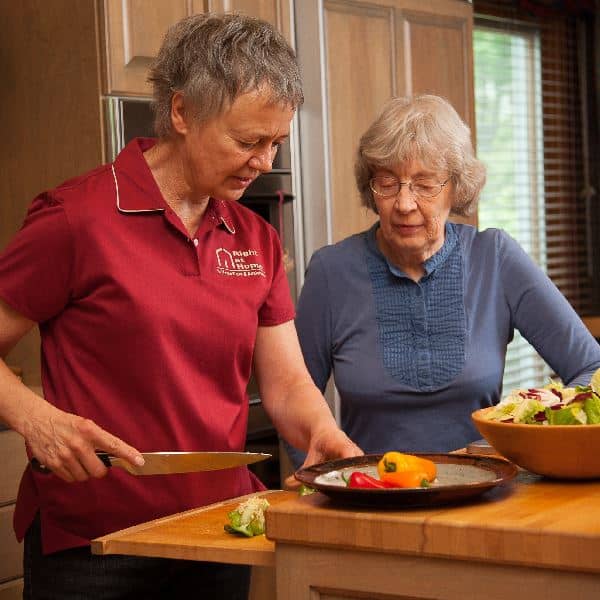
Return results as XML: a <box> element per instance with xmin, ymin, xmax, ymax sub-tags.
<box><xmin>486</xmin><ymin>370</ymin><xmax>600</xmax><ymax>426</ymax></box>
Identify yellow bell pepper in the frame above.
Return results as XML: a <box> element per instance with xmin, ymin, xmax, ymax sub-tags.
<box><xmin>377</xmin><ymin>451</ymin><xmax>437</xmax><ymax>483</ymax></box>
<box><xmin>380</xmin><ymin>470</ymin><xmax>431</xmax><ymax>488</ymax></box>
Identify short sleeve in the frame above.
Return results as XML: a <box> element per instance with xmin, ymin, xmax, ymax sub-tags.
<box><xmin>0</xmin><ymin>193</ymin><xmax>74</xmax><ymax>322</ymax></box>
<box><xmin>257</xmin><ymin>227</ymin><xmax>295</xmax><ymax>326</ymax></box>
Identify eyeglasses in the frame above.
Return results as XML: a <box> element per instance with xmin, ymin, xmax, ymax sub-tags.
<box><xmin>369</xmin><ymin>176</ymin><xmax>449</xmax><ymax>199</ymax></box>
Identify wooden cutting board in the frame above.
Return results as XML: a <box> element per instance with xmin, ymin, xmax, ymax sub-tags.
<box><xmin>92</xmin><ymin>490</ymin><xmax>294</xmax><ymax>567</ymax></box>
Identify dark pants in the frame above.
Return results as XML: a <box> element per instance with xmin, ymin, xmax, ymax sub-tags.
<box><xmin>23</xmin><ymin>516</ymin><xmax>250</xmax><ymax>600</ymax></box>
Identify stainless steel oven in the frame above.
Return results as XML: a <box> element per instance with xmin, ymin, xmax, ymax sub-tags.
<box><xmin>104</xmin><ymin>96</ymin><xmax>297</xmax><ymax>488</ymax></box>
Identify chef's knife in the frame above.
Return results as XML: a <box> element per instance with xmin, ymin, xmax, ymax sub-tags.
<box><xmin>31</xmin><ymin>451</ymin><xmax>271</xmax><ymax>476</ymax></box>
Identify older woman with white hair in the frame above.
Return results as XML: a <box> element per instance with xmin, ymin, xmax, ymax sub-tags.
<box><xmin>0</xmin><ymin>13</ymin><xmax>360</xmax><ymax>599</ymax></box>
<box><xmin>289</xmin><ymin>94</ymin><xmax>600</xmax><ymax>465</ymax></box>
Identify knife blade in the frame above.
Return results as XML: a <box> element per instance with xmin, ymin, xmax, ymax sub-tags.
<box><xmin>31</xmin><ymin>451</ymin><xmax>271</xmax><ymax>476</ymax></box>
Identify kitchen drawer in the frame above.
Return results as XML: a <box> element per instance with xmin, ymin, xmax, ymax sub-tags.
<box><xmin>0</xmin><ymin>578</ymin><xmax>23</xmax><ymax>600</ymax></box>
<box><xmin>0</xmin><ymin>505</ymin><xmax>22</xmax><ymax>583</ymax></box>
<box><xmin>0</xmin><ymin>430</ymin><xmax>27</xmax><ymax>506</ymax></box>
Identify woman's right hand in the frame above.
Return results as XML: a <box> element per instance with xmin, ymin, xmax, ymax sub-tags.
<box><xmin>22</xmin><ymin>401</ymin><xmax>144</xmax><ymax>483</ymax></box>
<box><xmin>0</xmin><ymin>300</ymin><xmax>145</xmax><ymax>483</ymax></box>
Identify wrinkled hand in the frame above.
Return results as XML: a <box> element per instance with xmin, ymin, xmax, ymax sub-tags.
<box><xmin>284</xmin><ymin>427</ymin><xmax>363</xmax><ymax>490</ymax></box>
<box><xmin>23</xmin><ymin>403</ymin><xmax>144</xmax><ymax>483</ymax></box>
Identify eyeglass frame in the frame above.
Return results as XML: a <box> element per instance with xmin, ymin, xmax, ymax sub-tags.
<box><xmin>369</xmin><ymin>175</ymin><xmax>450</xmax><ymax>200</ymax></box>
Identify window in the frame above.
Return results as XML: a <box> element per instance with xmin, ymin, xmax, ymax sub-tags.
<box><xmin>474</xmin><ymin>20</ymin><xmax>552</xmax><ymax>391</ymax></box>
<box><xmin>473</xmin><ymin>1</ymin><xmax>594</xmax><ymax>391</ymax></box>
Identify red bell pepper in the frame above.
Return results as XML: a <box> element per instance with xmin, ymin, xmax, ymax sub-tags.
<box><xmin>346</xmin><ymin>471</ymin><xmax>396</xmax><ymax>489</ymax></box>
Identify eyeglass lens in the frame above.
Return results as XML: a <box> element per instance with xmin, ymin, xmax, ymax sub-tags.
<box><xmin>370</xmin><ymin>177</ymin><xmax>445</xmax><ymax>198</ymax></box>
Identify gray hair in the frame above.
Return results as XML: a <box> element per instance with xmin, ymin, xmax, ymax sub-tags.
<box><xmin>355</xmin><ymin>95</ymin><xmax>486</xmax><ymax>216</ymax></box>
<box><xmin>148</xmin><ymin>13</ymin><xmax>304</xmax><ymax>138</ymax></box>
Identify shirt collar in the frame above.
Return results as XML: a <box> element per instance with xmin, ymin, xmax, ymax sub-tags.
<box><xmin>366</xmin><ymin>221</ymin><xmax>458</xmax><ymax>279</ymax></box>
<box><xmin>113</xmin><ymin>138</ymin><xmax>167</xmax><ymax>213</ymax></box>
<box><xmin>112</xmin><ymin>137</ymin><xmax>236</xmax><ymax>234</ymax></box>
<box><xmin>205</xmin><ymin>198</ymin><xmax>237</xmax><ymax>234</ymax></box>
<box><xmin>422</xmin><ymin>222</ymin><xmax>458</xmax><ymax>275</ymax></box>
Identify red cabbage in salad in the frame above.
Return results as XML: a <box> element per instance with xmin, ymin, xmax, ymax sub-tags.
<box><xmin>485</xmin><ymin>381</ymin><xmax>600</xmax><ymax>425</ymax></box>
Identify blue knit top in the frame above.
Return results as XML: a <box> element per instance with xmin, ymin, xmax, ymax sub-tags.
<box><xmin>289</xmin><ymin>223</ymin><xmax>600</xmax><ymax>466</ymax></box>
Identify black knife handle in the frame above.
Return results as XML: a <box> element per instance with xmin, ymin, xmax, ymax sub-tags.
<box><xmin>30</xmin><ymin>457</ymin><xmax>51</xmax><ymax>474</ymax></box>
<box><xmin>31</xmin><ymin>451</ymin><xmax>113</xmax><ymax>474</ymax></box>
<box><xmin>95</xmin><ymin>452</ymin><xmax>113</xmax><ymax>467</ymax></box>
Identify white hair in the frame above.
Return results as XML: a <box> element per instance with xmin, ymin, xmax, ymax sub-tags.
<box><xmin>355</xmin><ymin>95</ymin><xmax>486</xmax><ymax>216</ymax></box>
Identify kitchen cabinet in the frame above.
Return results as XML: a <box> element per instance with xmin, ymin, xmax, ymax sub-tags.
<box><xmin>0</xmin><ymin>580</ymin><xmax>23</xmax><ymax>600</ymax></box>
<box><xmin>0</xmin><ymin>506</ymin><xmax>22</xmax><ymax>586</ymax></box>
<box><xmin>102</xmin><ymin>0</ymin><xmax>292</xmax><ymax>96</ymax></box>
<box><xmin>0</xmin><ymin>430</ymin><xmax>28</xmax><ymax>508</ymax></box>
<box><xmin>296</xmin><ymin>0</ymin><xmax>475</xmax><ymax>257</ymax></box>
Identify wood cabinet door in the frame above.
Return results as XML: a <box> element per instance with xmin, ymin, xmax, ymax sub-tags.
<box><xmin>0</xmin><ymin>578</ymin><xmax>23</xmax><ymax>600</ymax></box>
<box><xmin>0</xmin><ymin>505</ymin><xmax>22</xmax><ymax>584</ymax></box>
<box><xmin>297</xmin><ymin>0</ymin><xmax>475</xmax><ymax>251</ymax></box>
<box><xmin>102</xmin><ymin>0</ymin><xmax>291</xmax><ymax>96</ymax></box>
<box><xmin>103</xmin><ymin>0</ymin><xmax>192</xmax><ymax>96</ymax></box>
<box><xmin>0</xmin><ymin>430</ymin><xmax>28</xmax><ymax>506</ymax></box>
<box><xmin>209</xmin><ymin>1</ymin><xmax>291</xmax><ymax>41</ymax></box>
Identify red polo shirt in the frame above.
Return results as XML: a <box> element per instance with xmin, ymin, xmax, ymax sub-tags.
<box><xmin>0</xmin><ymin>138</ymin><xmax>295</xmax><ymax>554</ymax></box>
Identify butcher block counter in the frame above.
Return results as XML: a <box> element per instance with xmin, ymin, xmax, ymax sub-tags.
<box><xmin>267</xmin><ymin>471</ymin><xmax>600</xmax><ymax>599</ymax></box>
<box><xmin>94</xmin><ymin>473</ymin><xmax>600</xmax><ymax>600</ymax></box>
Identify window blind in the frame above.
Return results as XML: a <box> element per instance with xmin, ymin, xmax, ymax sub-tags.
<box><xmin>474</xmin><ymin>2</ymin><xmax>592</xmax><ymax>313</ymax></box>
<box><xmin>474</xmin><ymin>20</ymin><xmax>552</xmax><ymax>391</ymax></box>
<box><xmin>540</xmin><ymin>18</ymin><xmax>591</xmax><ymax>312</ymax></box>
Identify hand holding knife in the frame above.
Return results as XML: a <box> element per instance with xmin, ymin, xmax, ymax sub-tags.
<box><xmin>31</xmin><ymin>451</ymin><xmax>271</xmax><ymax>476</ymax></box>
<box><xmin>23</xmin><ymin>399</ymin><xmax>270</xmax><ymax>480</ymax></box>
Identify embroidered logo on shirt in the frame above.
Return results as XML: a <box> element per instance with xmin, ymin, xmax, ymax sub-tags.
<box><xmin>215</xmin><ymin>248</ymin><xmax>266</xmax><ymax>278</ymax></box>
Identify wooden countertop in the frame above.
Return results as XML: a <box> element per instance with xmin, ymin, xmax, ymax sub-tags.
<box><xmin>94</xmin><ymin>472</ymin><xmax>600</xmax><ymax>576</ymax></box>
<box><xmin>266</xmin><ymin>471</ymin><xmax>600</xmax><ymax>574</ymax></box>
<box><xmin>92</xmin><ymin>490</ymin><xmax>294</xmax><ymax>567</ymax></box>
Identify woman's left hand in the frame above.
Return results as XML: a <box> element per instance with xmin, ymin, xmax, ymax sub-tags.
<box><xmin>304</xmin><ymin>426</ymin><xmax>363</xmax><ymax>467</ymax></box>
<box><xmin>284</xmin><ymin>426</ymin><xmax>363</xmax><ymax>489</ymax></box>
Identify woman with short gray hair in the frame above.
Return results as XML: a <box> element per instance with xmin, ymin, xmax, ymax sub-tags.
<box><xmin>0</xmin><ymin>12</ymin><xmax>360</xmax><ymax>599</ymax></box>
<box><xmin>288</xmin><ymin>93</ymin><xmax>600</xmax><ymax>467</ymax></box>
<box><xmin>149</xmin><ymin>12</ymin><xmax>304</xmax><ymax>136</ymax></box>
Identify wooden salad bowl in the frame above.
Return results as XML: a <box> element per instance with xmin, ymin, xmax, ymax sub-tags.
<box><xmin>472</xmin><ymin>407</ymin><xmax>600</xmax><ymax>479</ymax></box>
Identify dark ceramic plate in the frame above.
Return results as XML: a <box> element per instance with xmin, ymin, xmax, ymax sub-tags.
<box><xmin>294</xmin><ymin>453</ymin><xmax>518</xmax><ymax>508</ymax></box>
